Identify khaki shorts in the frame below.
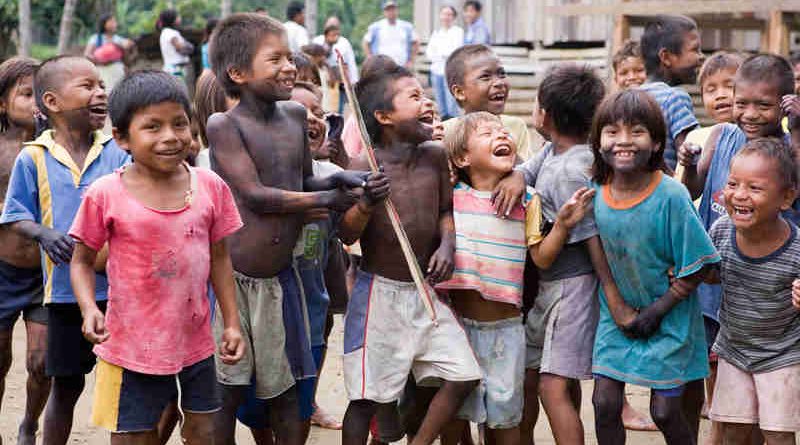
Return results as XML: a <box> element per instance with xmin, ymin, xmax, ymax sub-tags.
<box><xmin>214</xmin><ymin>270</ymin><xmax>297</xmax><ymax>399</ymax></box>
<box><xmin>710</xmin><ymin>358</ymin><xmax>800</xmax><ymax>432</ymax></box>
<box><xmin>343</xmin><ymin>270</ymin><xmax>483</xmax><ymax>403</ymax></box>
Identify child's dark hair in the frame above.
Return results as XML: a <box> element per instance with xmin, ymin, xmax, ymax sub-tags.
<box><xmin>464</xmin><ymin>1</ymin><xmax>482</xmax><ymax>11</ymax></box>
<box><xmin>355</xmin><ymin>63</ymin><xmax>414</xmax><ymax>145</ymax></box>
<box><xmin>294</xmin><ymin>80</ymin><xmax>322</xmax><ymax>100</ymax></box>
<box><xmin>360</xmin><ymin>54</ymin><xmax>398</xmax><ymax>79</ymax></box>
<box><xmin>445</xmin><ymin>44</ymin><xmax>494</xmax><ymax>89</ymax></box>
<box><xmin>210</xmin><ymin>13</ymin><xmax>286</xmax><ymax>98</ymax></box>
<box><xmin>640</xmin><ymin>15</ymin><xmax>698</xmax><ymax>75</ymax></box>
<box><xmin>294</xmin><ymin>52</ymin><xmax>321</xmax><ymax>86</ymax></box>
<box><xmin>193</xmin><ymin>70</ymin><xmax>229</xmax><ymax>146</ymax></box>
<box><xmin>736</xmin><ymin>53</ymin><xmax>794</xmax><ymax>97</ymax></box>
<box><xmin>109</xmin><ymin>70</ymin><xmax>191</xmax><ymax>138</ymax></box>
<box><xmin>97</xmin><ymin>14</ymin><xmax>114</xmax><ymax>36</ymax></box>
<box><xmin>538</xmin><ymin>63</ymin><xmax>605</xmax><ymax>139</ymax></box>
<box><xmin>157</xmin><ymin>9</ymin><xmax>178</xmax><ymax>30</ymax></box>
<box><xmin>302</xmin><ymin>43</ymin><xmax>327</xmax><ymax>58</ymax></box>
<box><xmin>287</xmin><ymin>2</ymin><xmax>304</xmax><ymax>20</ymax></box>
<box><xmin>698</xmin><ymin>51</ymin><xmax>743</xmax><ymax>87</ymax></box>
<box><xmin>0</xmin><ymin>57</ymin><xmax>38</xmax><ymax>132</ymax></box>
<box><xmin>612</xmin><ymin>40</ymin><xmax>641</xmax><ymax>72</ymax></box>
<box><xmin>33</xmin><ymin>55</ymin><xmax>88</xmax><ymax>118</ymax></box>
<box><xmin>733</xmin><ymin>138</ymin><xmax>798</xmax><ymax>191</ymax></box>
<box><xmin>590</xmin><ymin>89</ymin><xmax>668</xmax><ymax>184</ymax></box>
<box><xmin>203</xmin><ymin>18</ymin><xmax>219</xmax><ymax>44</ymax></box>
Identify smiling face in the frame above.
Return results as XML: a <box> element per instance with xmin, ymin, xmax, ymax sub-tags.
<box><xmin>733</xmin><ymin>80</ymin><xmax>783</xmax><ymax>140</ymax></box>
<box><xmin>379</xmin><ymin>76</ymin><xmax>434</xmax><ymax>144</ymax></box>
<box><xmin>43</xmin><ymin>59</ymin><xmax>108</xmax><ymax>131</ymax></box>
<box><xmin>234</xmin><ymin>34</ymin><xmax>297</xmax><ymax>102</ymax></box>
<box><xmin>599</xmin><ymin>120</ymin><xmax>658</xmax><ymax>175</ymax></box>
<box><xmin>1</xmin><ymin>75</ymin><xmax>35</xmax><ymax>132</ymax></box>
<box><xmin>463</xmin><ymin>4</ymin><xmax>479</xmax><ymax>24</ymax></box>
<box><xmin>724</xmin><ymin>153</ymin><xmax>794</xmax><ymax>230</ymax></box>
<box><xmin>456</xmin><ymin>119</ymin><xmax>517</xmax><ymax>178</ymax></box>
<box><xmin>453</xmin><ymin>53</ymin><xmax>509</xmax><ymax>115</ymax></box>
<box><xmin>115</xmin><ymin>101</ymin><xmax>192</xmax><ymax>174</ymax></box>
<box><xmin>664</xmin><ymin>30</ymin><xmax>702</xmax><ymax>85</ymax></box>
<box><xmin>702</xmin><ymin>67</ymin><xmax>736</xmax><ymax>123</ymax></box>
<box><xmin>614</xmin><ymin>56</ymin><xmax>647</xmax><ymax>90</ymax></box>
<box><xmin>290</xmin><ymin>86</ymin><xmax>328</xmax><ymax>158</ymax></box>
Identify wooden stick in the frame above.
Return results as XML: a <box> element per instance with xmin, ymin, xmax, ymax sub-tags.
<box><xmin>335</xmin><ymin>50</ymin><xmax>438</xmax><ymax>323</ymax></box>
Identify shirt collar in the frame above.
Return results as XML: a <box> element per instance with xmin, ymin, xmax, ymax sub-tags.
<box><xmin>25</xmin><ymin>130</ymin><xmax>111</xmax><ymax>186</ymax></box>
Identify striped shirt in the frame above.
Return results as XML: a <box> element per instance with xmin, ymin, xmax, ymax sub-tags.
<box><xmin>640</xmin><ymin>81</ymin><xmax>699</xmax><ymax>171</ymax></box>
<box><xmin>710</xmin><ymin>215</ymin><xmax>800</xmax><ymax>372</ymax></box>
<box><xmin>436</xmin><ymin>182</ymin><xmax>541</xmax><ymax>307</ymax></box>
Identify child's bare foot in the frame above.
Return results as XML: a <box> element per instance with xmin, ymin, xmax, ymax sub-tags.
<box><xmin>311</xmin><ymin>405</ymin><xmax>343</xmax><ymax>430</ymax></box>
<box><xmin>621</xmin><ymin>397</ymin><xmax>658</xmax><ymax>431</ymax></box>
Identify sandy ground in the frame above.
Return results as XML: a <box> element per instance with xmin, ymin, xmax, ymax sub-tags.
<box><xmin>0</xmin><ymin>315</ymin><xmax>794</xmax><ymax>444</ymax></box>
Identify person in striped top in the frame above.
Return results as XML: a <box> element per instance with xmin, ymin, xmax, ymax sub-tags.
<box><xmin>707</xmin><ymin>138</ymin><xmax>800</xmax><ymax>443</ymax></box>
<box><xmin>438</xmin><ymin>111</ymin><xmax>594</xmax><ymax>444</ymax></box>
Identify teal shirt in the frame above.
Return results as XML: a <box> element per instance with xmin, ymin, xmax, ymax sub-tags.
<box><xmin>592</xmin><ymin>173</ymin><xmax>719</xmax><ymax>388</ymax></box>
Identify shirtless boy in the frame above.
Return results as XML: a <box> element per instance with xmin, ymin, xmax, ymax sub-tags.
<box><xmin>339</xmin><ymin>63</ymin><xmax>482</xmax><ymax>445</ymax></box>
<box><xmin>206</xmin><ymin>13</ymin><xmax>368</xmax><ymax>445</ymax></box>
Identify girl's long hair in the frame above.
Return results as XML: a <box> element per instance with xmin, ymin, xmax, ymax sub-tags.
<box><xmin>590</xmin><ymin>89</ymin><xmax>669</xmax><ymax>184</ymax></box>
<box><xmin>0</xmin><ymin>57</ymin><xmax>38</xmax><ymax>133</ymax></box>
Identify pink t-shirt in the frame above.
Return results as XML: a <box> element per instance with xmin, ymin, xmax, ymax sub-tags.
<box><xmin>70</xmin><ymin>166</ymin><xmax>243</xmax><ymax>375</ymax></box>
<box><xmin>342</xmin><ymin>115</ymin><xmax>365</xmax><ymax>158</ymax></box>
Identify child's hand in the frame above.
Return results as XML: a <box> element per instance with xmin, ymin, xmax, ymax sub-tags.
<box><xmin>333</xmin><ymin>171</ymin><xmax>370</xmax><ymax>189</ymax></box>
<box><xmin>610</xmin><ymin>304</ymin><xmax>639</xmax><ymax>335</ymax></box>
<box><xmin>492</xmin><ymin>170</ymin><xmax>527</xmax><ymax>218</ymax></box>
<box><xmin>219</xmin><ymin>327</ymin><xmax>245</xmax><ymax>365</ymax></box>
<box><xmin>427</xmin><ymin>243</ymin><xmax>454</xmax><ymax>284</ymax></box>
<box><xmin>81</xmin><ymin>308</ymin><xmax>109</xmax><ymax>344</ymax></box>
<box><xmin>34</xmin><ymin>227</ymin><xmax>74</xmax><ymax>265</ymax></box>
<box><xmin>622</xmin><ymin>300</ymin><xmax>669</xmax><ymax>339</ymax></box>
<box><xmin>555</xmin><ymin>187</ymin><xmax>596</xmax><ymax>230</ymax></box>
<box><xmin>793</xmin><ymin>279</ymin><xmax>800</xmax><ymax>310</ymax></box>
<box><xmin>325</xmin><ymin>188</ymin><xmax>360</xmax><ymax>212</ymax></box>
<box><xmin>363</xmin><ymin>172</ymin><xmax>390</xmax><ymax>205</ymax></box>
<box><xmin>677</xmin><ymin>142</ymin><xmax>702</xmax><ymax>167</ymax></box>
<box><xmin>782</xmin><ymin>95</ymin><xmax>800</xmax><ymax>130</ymax></box>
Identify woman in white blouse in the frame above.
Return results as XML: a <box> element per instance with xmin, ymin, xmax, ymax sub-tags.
<box><xmin>425</xmin><ymin>6</ymin><xmax>463</xmax><ymax>119</ymax></box>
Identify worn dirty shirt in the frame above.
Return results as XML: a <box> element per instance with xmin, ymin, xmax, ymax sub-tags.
<box><xmin>69</xmin><ymin>166</ymin><xmax>243</xmax><ymax>375</ymax></box>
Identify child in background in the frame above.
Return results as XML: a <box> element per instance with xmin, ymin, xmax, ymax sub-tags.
<box><xmin>294</xmin><ymin>51</ymin><xmax>322</xmax><ymax>87</ymax></box>
<box><xmin>707</xmin><ymin>138</ymin><xmax>800</xmax><ymax>445</ymax></box>
<box><xmin>0</xmin><ymin>56</ymin><xmax>49</xmax><ymax>445</ymax></box>
<box><xmin>612</xmin><ymin>40</ymin><xmax>647</xmax><ymax>91</ymax></box>
<box><xmin>0</xmin><ymin>55</ymin><xmax>130</xmax><ymax>445</ymax></box>
<box><xmin>639</xmin><ymin>14</ymin><xmax>702</xmax><ymax>171</ymax></box>
<box><xmin>193</xmin><ymin>69</ymin><xmax>236</xmax><ymax>169</ymax></box>
<box><xmin>438</xmin><ymin>110</ymin><xmax>594</xmax><ymax>445</ymax></box>
<box><xmin>339</xmin><ymin>63</ymin><xmax>482</xmax><ymax>445</ymax></box>
<box><xmin>70</xmin><ymin>70</ymin><xmax>244</xmax><ymax>444</ymax></box>
<box><xmin>301</xmin><ymin>43</ymin><xmax>338</xmax><ymax>112</ymax></box>
<box><xmin>201</xmin><ymin>18</ymin><xmax>218</xmax><ymax>71</ymax></box>
<box><xmin>444</xmin><ymin>44</ymin><xmax>532</xmax><ymax>160</ymax></box>
<box><xmin>590</xmin><ymin>89</ymin><xmax>719</xmax><ymax>445</ymax></box>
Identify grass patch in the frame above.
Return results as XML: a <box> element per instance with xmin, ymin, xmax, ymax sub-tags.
<box><xmin>31</xmin><ymin>44</ymin><xmax>57</xmax><ymax>60</ymax></box>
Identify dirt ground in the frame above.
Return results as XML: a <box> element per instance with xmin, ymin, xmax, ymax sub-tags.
<box><xmin>0</xmin><ymin>315</ymin><xmax>791</xmax><ymax>444</ymax></box>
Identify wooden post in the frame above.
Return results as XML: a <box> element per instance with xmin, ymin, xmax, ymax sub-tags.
<box><xmin>612</xmin><ymin>14</ymin><xmax>630</xmax><ymax>54</ymax></box>
<box><xmin>766</xmin><ymin>9</ymin><xmax>789</xmax><ymax>55</ymax></box>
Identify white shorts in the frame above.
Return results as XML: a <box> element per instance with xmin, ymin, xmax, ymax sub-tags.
<box><xmin>343</xmin><ymin>270</ymin><xmax>482</xmax><ymax>403</ymax></box>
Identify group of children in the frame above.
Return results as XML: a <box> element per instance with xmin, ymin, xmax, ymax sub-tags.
<box><xmin>0</xmin><ymin>10</ymin><xmax>799</xmax><ymax>445</ymax></box>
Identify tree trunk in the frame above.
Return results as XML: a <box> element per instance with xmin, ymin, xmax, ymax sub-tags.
<box><xmin>17</xmin><ymin>0</ymin><xmax>31</xmax><ymax>57</ymax></box>
<box><xmin>305</xmin><ymin>0</ymin><xmax>318</xmax><ymax>36</ymax></box>
<box><xmin>221</xmin><ymin>0</ymin><xmax>232</xmax><ymax>18</ymax></box>
<box><xmin>57</xmin><ymin>0</ymin><xmax>78</xmax><ymax>55</ymax></box>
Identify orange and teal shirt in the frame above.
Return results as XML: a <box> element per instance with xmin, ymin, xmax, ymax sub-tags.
<box><xmin>0</xmin><ymin>130</ymin><xmax>130</xmax><ymax>304</ymax></box>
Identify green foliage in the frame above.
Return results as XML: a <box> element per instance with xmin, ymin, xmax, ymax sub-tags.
<box><xmin>0</xmin><ymin>0</ymin><xmax>18</xmax><ymax>59</ymax></box>
<box><xmin>31</xmin><ymin>44</ymin><xmax>58</xmax><ymax>60</ymax></box>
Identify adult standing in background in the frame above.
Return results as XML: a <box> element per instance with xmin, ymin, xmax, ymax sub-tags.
<box><xmin>285</xmin><ymin>2</ymin><xmax>310</xmax><ymax>53</ymax></box>
<box><xmin>362</xmin><ymin>1</ymin><xmax>419</xmax><ymax>69</ymax></box>
<box><xmin>157</xmin><ymin>9</ymin><xmax>194</xmax><ymax>81</ymax></box>
<box><xmin>84</xmin><ymin>14</ymin><xmax>135</xmax><ymax>92</ymax></box>
<box><xmin>463</xmin><ymin>1</ymin><xmax>491</xmax><ymax>45</ymax></box>
<box><xmin>314</xmin><ymin>17</ymin><xmax>358</xmax><ymax>85</ymax></box>
<box><xmin>425</xmin><ymin>6</ymin><xmax>462</xmax><ymax>120</ymax></box>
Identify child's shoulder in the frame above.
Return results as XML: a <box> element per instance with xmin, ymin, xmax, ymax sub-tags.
<box><xmin>417</xmin><ymin>140</ymin><xmax>448</xmax><ymax>163</ymax></box>
<box><xmin>659</xmin><ymin>172</ymin><xmax>692</xmax><ymax>197</ymax></box>
<box><xmin>276</xmin><ymin>99</ymin><xmax>306</xmax><ymax>119</ymax></box>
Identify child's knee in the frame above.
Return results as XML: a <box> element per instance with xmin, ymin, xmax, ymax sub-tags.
<box><xmin>592</xmin><ymin>388</ymin><xmax>623</xmax><ymax>421</ymax></box>
<box><xmin>761</xmin><ymin>430</ymin><xmax>796</xmax><ymax>445</ymax></box>
<box><xmin>25</xmin><ymin>349</ymin><xmax>47</xmax><ymax>381</ymax></box>
<box><xmin>649</xmin><ymin>395</ymin><xmax>681</xmax><ymax>428</ymax></box>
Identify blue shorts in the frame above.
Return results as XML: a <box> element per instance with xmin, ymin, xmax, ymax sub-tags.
<box><xmin>92</xmin><ymin>356</ymin><xmax>220</xmax><ymax>433</ymax></box>
<box><xmin>236</xmin><ymin>345</ymin><xmax>325</xmax><ymax>428</ymax></box>
<box><xmin>0</xmin><ymin>259</ymin><xmax>44</xmax><ymax>329</ymax></box>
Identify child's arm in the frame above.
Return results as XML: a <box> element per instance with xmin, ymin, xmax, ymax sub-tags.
<box><xmin>427</xmin><ymin>151</ymin><xmax>456</xmax><ymax>283</ymax></box>
<box><xmin>624</xmin><ymin>266</ymin><xmax>709</xmax><ymax>338</ymax></box>
<box><xmin>493</xmin><ymin>149</ymin><xmax>546</xmax><ymax>217</ymax></box>
<box><xmin>586</xmin><ymin>236</ymin><xmax>638</xmax><ymax>330</ymax></box>
<box><xmin>679</xmin><ymin>124</ymin><xmax>723</xmax><ymax>200</ymax></box>
<box><xmin>338</xmin><ymin>172</ymin><xmax>390</xmax><ymax>245</ymax></box>
<box><xmin>210</xmin><ymin>239</ymin><xmax>245</xmax><ymax>365</ymax></box>
<box><xmin>206</xmin><ymin>113</ymin><xmax>358</xmax><ymax>214</ymax></box>
<box><xmin>781</xmin><ymin>95</ymin><xmax>800</xmax><ymax>154</ymax></box>
<box><xmin>12</xmin><ymin>221</ymin><xmax>74</xmax><ymax>265</ymax></box>
<box><xmin>71</xmin><ymin>243</ymin><xmax>108</xmax><ymax>344</ymax></box>
<box><xmin>792</xmin><ymin>279</ymin><xmax>800</xmax><ymax>310</ymax></box>
<box><xmin>704</xmin><ymin>266</ymin><xmax>720</xmax><ymax>284</ymax></box>
<box><xmin>528</xmin><ymin>187</ymin><xmax>595</xmax><ymax>270</ymax></box>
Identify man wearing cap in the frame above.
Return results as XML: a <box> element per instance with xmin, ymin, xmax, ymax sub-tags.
<box><xmin>362</xmin><ymin>1</ymin><xmax>419</xmax><ymax>69</ymax></box>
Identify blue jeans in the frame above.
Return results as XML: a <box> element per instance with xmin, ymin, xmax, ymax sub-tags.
<box><xmin>431</xmin><ymin>73</ymin><xmax>460</xmax><ymax>119</ymax></box>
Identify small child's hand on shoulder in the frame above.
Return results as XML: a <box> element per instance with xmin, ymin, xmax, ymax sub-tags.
<box><xmin>81</xmin><ymin>308</ymin><xmax>109</xmax><ymax>344</ymax></box>
<box><xmin>556</xmin><ymin>187</ymin><xmax>596</xmax><ymax>230</ymax></box>
<box><xmin>792</xmin><ymin>279</ymin><xmax>800</xmax><ymax>310</ymax></box>
<box><xmin>492</xmin><ymin>170</ymin><xmax>527</xmax><ymax>218</ymax></box>
<box><xmin>219</xmin><ymin>327</ymin><xmax>245</xmax><ymax>365</ymax></box>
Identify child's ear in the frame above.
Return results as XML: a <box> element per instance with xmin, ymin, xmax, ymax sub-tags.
<box><xmin>658</xmin><ymin>48</ymin><xmax>672</xmax><ymax>69</ymax></box>
<box><xmin>41</xmin><ymin>91</ymin><xmax>59</xmax><ymax>114</ymax></box>
<box><xmin>450</xmin><ymin>84</ymin><xmax>466</xmax><ymax>103</ymax></box>
<box><xmin>111</xmin><ymin>127</ymin><xmax>129</xmax><ymax>151</ymax></box>
<box><xmin>226</xmin><ymin>66</ymin><xmax>248</xmax><ymax>86</ymax></box>
<box><xmin>374</xmin><ymin>109</ymin><xmax>392</xmax><ymax>126</ymax></box>
<box><xmin>452</xmin><ymin>152</ymin><xmax>470</xmax><ymax>169</ymax></box>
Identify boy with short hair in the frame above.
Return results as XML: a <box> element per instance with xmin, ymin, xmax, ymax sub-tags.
<box><xmin>444</xmin><ymin>44</ymin><xmax>532</xmax><ymax>160</ymax></box>
<box><xmin>207</xmin><ymin>13</ymin><xmax>368</xmax><ymax>444</ymax></box>
<box><xmin>0</xmin><ymin>55</ymin><xmax>129</xmax><ymax>445</ymax></box>
<box><xmin>70</xmin><ymin>70</ymin><xmax>245</xmax><ymax>444</ymax></box>
<box><xmin>612</xmin><ymin>40</ymin><xmax>647</xmax><ymax>91</ymax></box>
<box><xmin>338</xmin><ymin>63</ymin><xmax>482</xmax><ymax>445</ymax></box>
<box><xmin>639</xmin><ymin>14</ymin><xmax>703</xmax><ymax>171</ymax></box>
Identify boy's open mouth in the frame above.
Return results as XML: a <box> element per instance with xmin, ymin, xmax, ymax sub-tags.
<box><xmin>714</xmin><ymin>102</ymin><xmax>732</xmax><ymax>111</ymax></box>
<box><xmin>418</xmin><ymin>111</ymin><xmax>435</xmax><ymax>125</ymax></box>
<box><xmin>492</xmin><ymin>143</ymin><xmax>512</xmax><ymax>156</ymax></box>
<box><xmin>740</xmin><ymin>123</ymin><xmax>762</xmax><ymax>134</ymax></box>
<box><xmin>89</xmin><ymin>104</ymin><xmax>107</xmax><ymax>116</ymax></box>
<box><xmin>488</xmin><ymin>91</ymin><xmax>506</xmax><ymax>103</ymax></box>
